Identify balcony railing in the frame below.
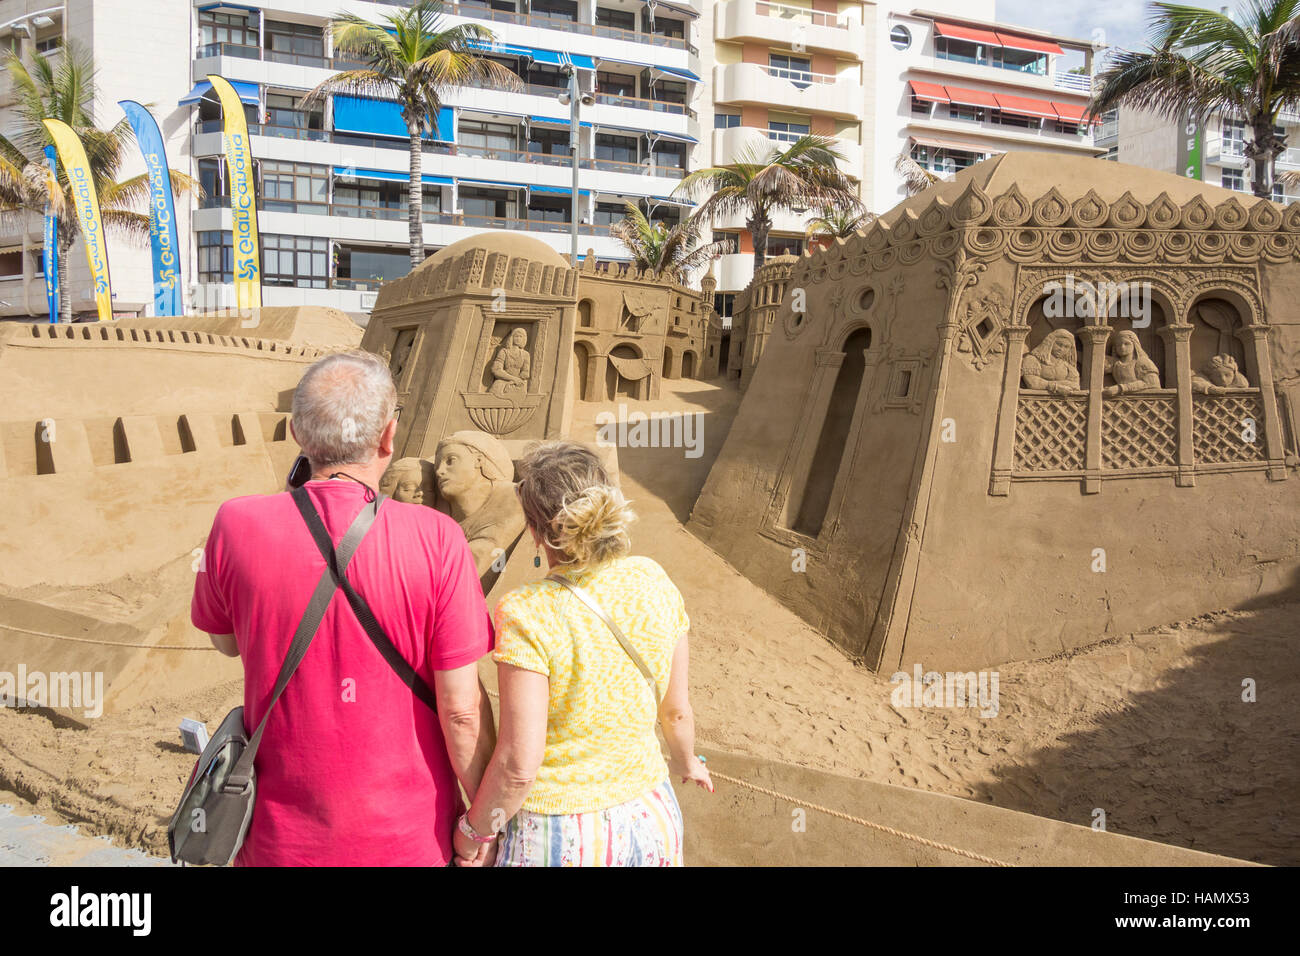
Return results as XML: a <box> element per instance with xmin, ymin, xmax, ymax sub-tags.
<box><xmin>1052</xmin><ymin>72</ymin><xmax>1092</xmax><ymax>94</ymax></box>
<box><xmin>755</xmin><ymin>1</ymin><xmax>848</xmax><ymax>29</ymax></box>
<box><xmin>593</xmin><ymin>90</ymin><xmax>695</xmax><ymax>117</ymax></box>
<box><xmin>759</xmin><ymin>64</ymin><xmax>839</xmax><ymax>87</ymax></box>
<box><xmin>198</xmin><ymin>197</ymin><xmax>635</xmax><ymax>232</ymax></box>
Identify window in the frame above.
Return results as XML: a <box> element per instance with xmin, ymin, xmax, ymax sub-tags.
<box><xmin>596</xmin><ymin>7</ymin><xmax>635</xmax><ymax>31</ymax></box>
<box><xmin>1054</xmin><ymin>120</ymin><xmax>1083</xmax><ymax>135</ymax></box>
<box><xmin>593</xmin><ymin>202</ymin><xmax>627</xmax><ymax>226</ymax></box>
<box><xmin>949</xmin><ymin>105</ymin><xmax>985</xmax><ymax>123</ymax></box>
<box><xmin>198</xmin><ymin>158</ymin><xmax>225</xmax><ymax>202</ymax></box>
<box><xmin>533</xmin><ymin>0</ymin><xmax>578</xmax><ymax>22</ymax></box>
<box><xmin>528</xmin><ymin>126</ymin><xmax>569</xmax><ymax>158</ymax></box>
<box><xmin>768</xmin><ymin>120</ymin><xmax>811</xmax><ymax>142</ymax></box>
<box><xmin>769</xmin><ymin>53</ymin><xmax>813</xmax><ymax>85</ymax></box>
<box><xmin>595</xmin><ymin>132</ymin><xmax>638</xmax><ymax>164</ymax></box>
<box><xmin>713</xmin><ymin>293</ymin><xmax>736</xmax><ymax>319</ymax></box>
<box><xmin>263</xmin><ymin>235</ymin><xmax>328</xmax><ymax>288</ymax></box>
<box><xmin>337</xmin><ymin>246</ymin><xmax>411</xmax><ymax>282</ymax></box>
<box><xmin>261</xmin><ymin>160</ymin><xmax>328</xmax><ymax>211</ymax></box>
<box><xmin>651</xmin><ymin>140</ymin><xmax>687</xmax><ymax>170</ymax></box>
<box><xmin>911</xmin><ymin>144</ymin><xmax>985</xmax><ymax>172</ymax></box>
<box><xmin>652</xmin><ymin>80</ymin><xmax>687</xmax><ymax>106</ymax></box>
<box><xmin>200</xmin><ymin>10</ymin><xmax>256</xmax><ymax>48</ymax></box>
<box><xmin>528</xmin><ymin>196</ymin><xmax>570</xmax><ymax>223</ymax></box>
<box><xmin>597</xmin><ymin>70</ymin><xmax>637</xmax><ymax>98</ymax></box>
<box><xmin>0</xmin><ymin>250</ymin><xmax>24</xmax><ymax>278</ymax></box>
<box><xmin>1223</xmin><ymin>118</ymin><xmax>1246</xmax><ymax>157</ymax></box>
<box><xmin>265</xmin><ymin>20</ymin><xmax>324</xmax><ymax>60</ymax></box>
<box><xmin>459</xmin><ymin>120</ymin><xmax>518</xmax><ymax>157</ymax></box>
<box><xmin>644</xmin><ymin>13</ymin><xmax>685</xmax><ymax>39</ymax></box>
<box><xmin>1222</xmin><ymin>169</ymin><xmax>1245</xmax><ymax>192</ymax></box>
<box><xmin>34</xmin><ymin>36</ymin><xmax>61</xmax><ymax>54</ymax></box>
<box><xmin>889</xmin><ymin>25</ymin><xmax>911</xmax><ymax>50</ymax></box>
<box><xmin>715</xmin><ymin>111</ymin><xmax>741</xmax><ymax>129</ymax></box>
<box><xmin>460</xmin><ymin>187</ymin><xmax>518</xmax><ymax>220</ymax></box>
<box><xmin>198</xmin><ymin>231</ymin><xmax>234</xmax><ymax>283</ymax></box>
<box><xmin>714</xmin><ymin>231</ymin><xmax>742</xmax><ymax>254</ymax></box>
<box><xmin>911</xmin><ymin>96</ymin><xmax>932</xmax><ymax>116</ymax></box>
<box><xmin>264</xmin><ymin>92</ymin><xmax>322</xmax><ymax>132</ymax></box>
<box><xmin>991</xmin><ymin>110</ymin><xmax>1039</xmax><ymax>129</ymax></box>
<box><xmin>767</xmin><ymin>236</ymin><xmax>805</xmax><ymax>257</ymax></box>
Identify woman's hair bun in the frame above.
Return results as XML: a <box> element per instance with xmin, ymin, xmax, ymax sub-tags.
<box><xmin>516</xmin><ymin>440</ymin><xmax>635</xmax><ymax>569</ymax></box>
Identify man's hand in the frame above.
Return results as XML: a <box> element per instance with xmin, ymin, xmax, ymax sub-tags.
<box><xmin>453</xmin><ymin>827</ymin><xmax>497</xmax><ymax>867</ymax></box>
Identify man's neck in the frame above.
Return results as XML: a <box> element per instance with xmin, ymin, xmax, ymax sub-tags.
<box><xmin>310</xmin><ymin>459</ymin><xmax>388</xmax><ymax>492</ymax></box>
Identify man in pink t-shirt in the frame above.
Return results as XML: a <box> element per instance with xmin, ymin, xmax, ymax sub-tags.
<box><xmin>191</xmin><ymin>350</ymin><xmax>495</xmax><ymax>866</ymax></box>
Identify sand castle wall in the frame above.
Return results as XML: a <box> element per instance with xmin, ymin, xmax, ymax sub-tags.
<box><xmin>691</xmin><ymin>153</ymin><xmax>1300</xmax><ymax>672</ymax></box>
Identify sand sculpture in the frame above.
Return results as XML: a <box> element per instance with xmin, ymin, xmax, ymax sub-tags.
<box><xmin>689</xmin><ymin>152</ymin><xmax>1300</xmax><ymax>672</ymax></box>
<box><xmin>434</xmin><ymin>430</ymin><xmax>527</xmax><ymax>585</ymax></box>
<box><xmin>360</xmin><ymin>235</ymin><xmax>718</xmax><ymax>450</ymax></box>
<box><xmin>379</xmin><ymin>456</ymin><xmax>435</xmax><ymax>505</ymax></box>
<box><xmin>725</xmin><ymin>254</ymin><xmax>799</xmax><ymax>392</ymax></box>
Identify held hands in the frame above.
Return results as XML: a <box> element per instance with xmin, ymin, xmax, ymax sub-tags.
<box><xmin>453</xmin><ymin>829</ymin><xmax>498</xmax><ymax>867</ymax></box>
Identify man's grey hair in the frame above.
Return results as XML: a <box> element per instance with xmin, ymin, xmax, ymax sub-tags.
<box><xmin>292</xmin><ymin>350</ymin><xmax>397</xmax><ymax>469</ymax></box>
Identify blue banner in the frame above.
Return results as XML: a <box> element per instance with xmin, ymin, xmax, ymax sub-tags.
<box><xmin>119</xmin><ymin>101</ymin><xmax>182</xmax><ymax>316</ymax></box>
<box><xmin>43</xmin><ymin>145</ymin><xmax>58</xmax><ymax>323</ymax></box>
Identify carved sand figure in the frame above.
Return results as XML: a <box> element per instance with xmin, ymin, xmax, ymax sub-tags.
<box><xmin>434</xmin><ymin>430</ymin><xmax>527</xmax><ymax>577</ymax></box>
<box><xmin>1192</xmin><ymin>353</ymin><xmax>1250</xmax><ymax>394</ymax></box>
<box><xmin>391</xmin><ymin>336</ymin><xmax>415</xmax><ymax>382</ymax></box>
<box><xmin>488</xmin><ymin>328</ymin><xmax>531</xmax><ymax>399</ymax></box>
<box><xmin>379</xmin><ymin>456</ymin><xmax>430</xmax><ymax>505</ymax></box>
<box><xmin>1104</xmin><ymin>330</ymin><xmax>1162</xmax><ymax>396</ymax></box>
<box><xmin>1020</xmin><ymin>329</ymin><xmax>1083</xmax><ymax>395</ymax></box>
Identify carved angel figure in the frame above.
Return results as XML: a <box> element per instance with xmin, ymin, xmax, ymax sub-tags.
<box><xmin>1103</xmin><ymin>330</ymin><xmax>1162</xmax><ymax>397</ymax></box>
<box><xmin>488</xmin><ymin>328</ymin><xmax>531</xmax><ymax>399</ymax></box>
<box><xmin>1021</xmin><ymin>329</ymin><xmax>1083</xmax><ymax>395</ymax></box>
<box><xmin>1192</xmin><ymin>353</ymin><xmax>1249</xmax><ymax>394</ymax></box>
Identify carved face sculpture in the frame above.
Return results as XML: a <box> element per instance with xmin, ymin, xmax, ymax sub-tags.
<box><xmin>509</xmin><ymin>328</ymin><xmax>528</xmax><ymax>349</ymax></box>
<box><xmin>1208</xmin><ymin>354</ymin><xmax>1240</xmax><ymax>387</ymax></box>
<box><xmin>1113</xmin><ymin>333</ymin><xmax>1135</xmax><ymax>359</ymax></box>
<box><xmin>380</xmin><ymin>458</ymin><xmax>427</xmax><ymax>504</ymax></box>
<box><xmin>435</xmin><ymin>443</ymin><xmax>481</xmax><ymax>505</ymax></box>
<box><xmin>1051</xmin><ymin>337</ymin><xmax>1074</xmax><ymax>363</ymax></box>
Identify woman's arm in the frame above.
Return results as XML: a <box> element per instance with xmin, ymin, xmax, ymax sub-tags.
<box><xmin>658</xmin><ymin>633</ymin><xmax>713</xmax><ymax>793</ymax></box>
<box><xmin>454</xmin><ymin>662</ymin><xmax>550</xmax><ymax>863</ymax></box>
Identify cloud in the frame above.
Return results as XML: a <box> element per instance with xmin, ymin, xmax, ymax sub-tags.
<box><xmin>995</xmin><ymin>0</ymin><xmax>1223</xmax><ymax>57</ymax></box>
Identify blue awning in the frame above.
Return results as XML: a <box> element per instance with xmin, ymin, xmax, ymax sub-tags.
<box><xmin>528</xmin><ymin>115</ymin><xmax>593</xmax><ymax>128</ymax></box>
<box><xmin>468</xmin><ymin>39</ymin><xmax>593</xmax><ymax>70</ymax></box>
<box><xmin>594</xmin><ymin>57</ymin><xmax>699</xmax><ymax>83</ymax></box>
<box><xmin>531</xmin><ymin>185</ymin><xmax>592</xmax><ymax>196</ymax></box>
<box><xmin>333</xmin><ymin>167</ymin><xmax>452</xmax><ymax>186</ymax></box>
<box><xmin>179</xmin><ymin>80</ymin><xmax>259</xmax><ymax>106</ymax></box>
<box><xmin>459</xmin><ymin>179</ymin><xmax>528</xmax><ymax>191</ymax></box>
<box><xmin>196</xmin><ymin>3</ymin><xmax>261</xmax><ymax>12</ymax></box>
<box><xmin>654</xmin><ymin>66</ymin><xmax>701</xmax><ymax>82</ymax></box>
<box><xmin>647</xmin><ymin>128</ymin><xmax>698</xmax><ymax>144</ymax></box>
<box><xmin>333</xmin><ymin>98</ymin><xmax>454</xmax><ymax>142</ymax></box>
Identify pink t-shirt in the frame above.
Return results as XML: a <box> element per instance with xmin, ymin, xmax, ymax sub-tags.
<box><xmin>191</xmin><ymin>480</ymin><xmax>493</xmax><ymax>867</ymax></box>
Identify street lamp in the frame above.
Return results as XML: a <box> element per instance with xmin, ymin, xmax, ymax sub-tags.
<box><xmin>558</xmin><ymin>67</ymin><xmax>595</xmax><ymax>263</ymax></box>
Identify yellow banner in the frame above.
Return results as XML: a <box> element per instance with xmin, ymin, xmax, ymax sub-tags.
<box><xmin>208</xmin><ymin>75</ymin><xmax>262</xmax><ymax>309</ymax></box>
<box><xmin>43</xmin><ymin>119</ymin><xmax>113</xmax><ymax>321</ymax></box>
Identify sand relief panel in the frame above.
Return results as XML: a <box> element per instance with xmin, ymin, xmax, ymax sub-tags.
<box><xmin>992</xmin><ymin>263</ymin><xmax>1278</xmax><ymax>494</ymax></box>
<box><xmin>463</xmin><ymin>311</ymin><xmax>547</xmax><ymax>436</ymax></box>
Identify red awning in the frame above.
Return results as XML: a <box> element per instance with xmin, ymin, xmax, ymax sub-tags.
<box><xmin>944</xmin><ymin>85</ymin><xmax>1000</xmax><ymax>108</ymax></box>
<box><xmin>993</xmin><ymin>93</ymin><xmax>1058</xmax><ymax>119</ymax></box>
<box><xmin>909</xmin><ymin>80</ymin><xmax>950</xmax><ymax>103</ymax></box>
<box><xmin>1052</xmin><ymin>100</ymin><xmax>1094</xmax><ymax>124</ymax></box>
<box><xmin>994</xmin><ymin>31</ymin><xmax>1064</xmax><ymax>56</ymax></box>
<box><xmin>933</xmin><ymin>21</ymin><xmax>1003</xmax><ymax>46</ymax></box>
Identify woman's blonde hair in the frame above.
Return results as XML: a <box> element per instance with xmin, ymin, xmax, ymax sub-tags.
<box><xmin>516</xmin><ymin>440</ymin><xmax>634</xmax><ymax>570</ymax></box>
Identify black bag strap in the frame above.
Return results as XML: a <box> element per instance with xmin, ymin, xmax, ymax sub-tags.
<box><xmin>291</xmin><ymin>485</ymin><xmax>439</xmax><ymax>715</ymax></box>
<box><xmin>224</xmin><ymin>493</ymin><xmax>380</xmax><ymax>792</ymax></box>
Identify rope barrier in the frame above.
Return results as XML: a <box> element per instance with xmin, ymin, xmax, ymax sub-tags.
<box><xmin>0</xmin><ymin>624</ymin><xmax>215</xmax><ymax>651</ymax></box>
<box><xmin>482</xmin><ymin>686</ymin><xmax>1013</xmax><ymax>866</ymax></box>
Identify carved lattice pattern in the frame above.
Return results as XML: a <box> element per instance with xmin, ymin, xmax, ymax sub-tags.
<box><xmin>1102</xmin><ymin>396</ymin><xmax>1177</xmax><ymax>469</ymax></box>
<box><xmin>1014</xmin><ymin>396</ymin><xmax>1086</xmax><ymax>471</ymax></box>
<box><xmin>1194</xmin><ymin>393</ymin><xmax>1266</xmax><ymax>464</ymax></box>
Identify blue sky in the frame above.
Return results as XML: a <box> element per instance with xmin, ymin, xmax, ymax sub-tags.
<box><xmin>995</xmin><ymin>0</ymin><xmax>1224</xmax><ymax>58</ymax></box>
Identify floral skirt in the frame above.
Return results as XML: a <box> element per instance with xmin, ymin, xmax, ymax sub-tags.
<box><xmin>495</xmin><ymin>779</ymin><xmax>683</xmax><ymax>867</ymax></box>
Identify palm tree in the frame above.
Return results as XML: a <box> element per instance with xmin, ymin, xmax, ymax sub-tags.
<box><xmin>1090</xmin><ymin>0</ymin><xmax>1300</xmax><ymax>199</ymax></box>
<box><xmin>0</xmin><ymin>44</ymin><xmax>199</xmax><ymax>321</ymax></box>
<box><xmin>894</xmin><ymin>151</ymin><xmax>948</xmax><ymax>197</ymax></box>
<box><xmin>609</xmin><ymin>201</ymin><xmax>730</xmax><ymax>278</ymax></box>
<box><xmin>805</xmin><ymin>205</ymin><xmax>875</xmax><ymax>245</ymax></box>
<box><xmin>674</xmin><ymin>134</ymin><xmax>859</xmax><ymax>275</ymax></box>
<box><xmin>305</xmin><ymin>0</ymin><xmax>522</xmax><ymax>269</ymax></box>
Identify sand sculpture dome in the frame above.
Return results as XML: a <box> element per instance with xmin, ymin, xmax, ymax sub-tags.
<box><xmin>413</xmin><ymin>232</ymin><xmax>571</xmax><ymax>275</ymax></box>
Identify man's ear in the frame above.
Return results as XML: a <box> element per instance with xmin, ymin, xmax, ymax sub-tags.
<box><xmin>378</xmin><ymin>417</ymin><xmax>398</xmax><ymax>458</ymax></box>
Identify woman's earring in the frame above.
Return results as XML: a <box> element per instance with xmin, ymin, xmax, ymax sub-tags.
<box><xmin>533</xmin><ymin>543</ymin><xmax>541</xmax><ymax>568</ymax></box>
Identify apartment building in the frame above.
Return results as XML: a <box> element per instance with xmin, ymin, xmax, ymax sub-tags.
<box><xmin>1097</xmin><ymin>105</ymin><xmax>1300</xmax><ymax>205</ymax></box>
<box><xmin>0</xmin><ymin>0</ymin><xmax>1097</xmax><ymax>322</ymax></box>
<box><xmin>0</xmin><ymin>0</ymin><xmax>703</xmax><ymax>319</ymax></box>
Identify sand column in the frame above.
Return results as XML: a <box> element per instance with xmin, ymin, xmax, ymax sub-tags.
<box><xmin>988</xmin><ymin>319</ymin><xmax>1031</xmax><ymax>496</ymax></box>
<box><xmin>1159</xmin><ymin>322</ymin><xmax>1196</xmax><ymax>487</ymax></box>
<box><xmin>1240</xmin><ymin>323</ymin><xmax>1288</xmax><ymax>481</ymax></box>
<box><xmin>1078</xmin><ymin>324</ymin><xmax>1112</xmax><ymax>495</ymax></box>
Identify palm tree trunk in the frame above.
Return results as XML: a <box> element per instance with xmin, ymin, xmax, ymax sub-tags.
<box><xmin>1250</xmin><ymin>119</ymin><xmax>1275</xmax><ymax>200</ymax></box>
<box><xmin>57</xmin><ymin>239</ymin><xmax>71</xmax><ymax>323</ymax></box>
<box><xmin>749</xmin><ymin>212</ymin><xmax>772</xmax><ymax>276</ymax></box>
<box><xmin>408</xmin><ymin>120</ymin><xmax>424</xmax><ymax>269</ymax></box>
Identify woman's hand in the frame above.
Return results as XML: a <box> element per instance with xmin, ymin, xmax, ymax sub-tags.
<box><xmin>453</xmin><ymin>826</ymin><xmax>497</xmax><ymax>867</ymax></box>
<box><xmin>672</xmin><ymin>754</ymin><xmax>714</xmax><ymax>794</ymax></box>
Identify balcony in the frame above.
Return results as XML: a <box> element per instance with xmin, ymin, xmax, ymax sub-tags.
<box><xmin>1052</xmin><ymin>72</ymin><xmax>1093</xmax><ymax>95</ymax></box>
<box><xmin>1205</xmin><ymin>136</ymin><xmax>1248</xmax><ymax>168</ymax></box>
<box><xmin>441</xmin><ymin>1</ymin><xmax>699</xmax><ymax>54</ymax></box>
<box><xmin>713</xmin><ymin>62</ymin><xmax>861</xmax><ymax>119</ymax></box>
<box><xmin>712</xmin><ymin>125</ymin><xmax>863</xmax><ymax>180</ymax></box>
<box><xmin>716</xmin><ymin>1</ymin><xmax>865</xmax><ymax>59</ymax></box>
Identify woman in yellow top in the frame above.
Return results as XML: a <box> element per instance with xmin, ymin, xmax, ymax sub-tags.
<box><xmin>453</xmin><ymin>440</ymin><xmax>712</xmax><ymax>866</ymax></box>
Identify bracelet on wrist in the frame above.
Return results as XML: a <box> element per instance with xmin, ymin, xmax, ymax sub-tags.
<box><xmin>458</xmin><ymin>812</ymin><xmax>497</xmax><ymax>844</ymax></box>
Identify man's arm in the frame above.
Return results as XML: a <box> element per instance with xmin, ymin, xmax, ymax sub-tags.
<box><xmin>434</xmin><ymin>664</ymin><xmax>497</xmax><ymax>802</ymax></box>
<box><xmin>208</xmin><ymin>633</ymin><xmax>239</xmax><ymax>657</ymax></box>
